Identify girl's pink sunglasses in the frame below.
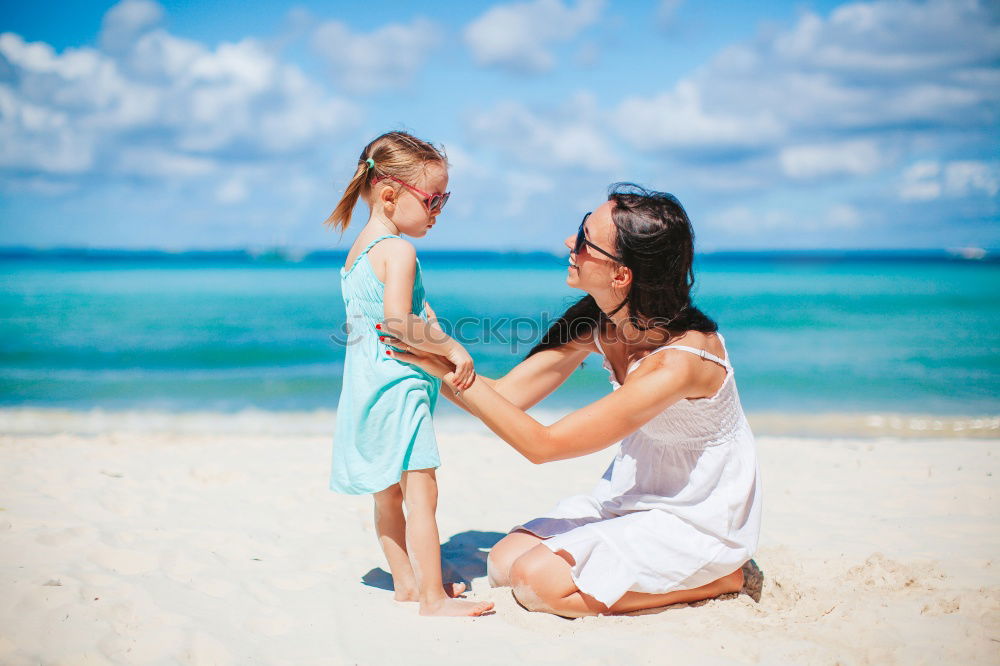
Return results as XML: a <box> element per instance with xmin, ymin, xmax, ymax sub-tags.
<box><xmin>373</xmin><ymin>175</ymin><xmax>450</xmax><ymax>213</ymax></box>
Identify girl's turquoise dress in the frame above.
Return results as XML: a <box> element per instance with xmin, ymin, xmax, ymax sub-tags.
<box><xmin>330</xmin><ymin>234</ymin><xmax>442</xmax><ymax>495</ymax></box>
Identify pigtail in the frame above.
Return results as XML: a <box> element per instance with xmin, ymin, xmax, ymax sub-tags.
<box><xmin>323</xmin><ymin>131</ymin><xmax>448</xmax><ymax>233</ymax></box>
<box><xmin>324</xmin><ymin>160</ymin><xmax>370</xmax><ymax>232</ymax></box>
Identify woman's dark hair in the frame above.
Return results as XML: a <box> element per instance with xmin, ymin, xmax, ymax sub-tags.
<box><xmin>527</xmin><ymin>183</ymin><xmax>716</xmax><ymax>358</ymax></box>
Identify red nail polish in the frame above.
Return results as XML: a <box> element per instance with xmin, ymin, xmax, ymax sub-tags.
<box><xmin>375</xmin><ymin>324</ymin><xmax>381</xmax><ymax>330</ymax></box>
<box><xmin>385</xmin><ymin>350</ymin><xmax>390</xmax><ymax>355</ymax></box>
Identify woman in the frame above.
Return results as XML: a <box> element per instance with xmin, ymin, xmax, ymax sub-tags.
<box><xmin>386</xmin><ymin>183</ymin><xmax>762</xmax><ymax>618</ymax></box>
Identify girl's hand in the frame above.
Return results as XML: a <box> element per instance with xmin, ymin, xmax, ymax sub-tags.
<box><xmin>445</xmin><ymin>344</ymin><xmax>475</xmax><ymax>391</ymax></box>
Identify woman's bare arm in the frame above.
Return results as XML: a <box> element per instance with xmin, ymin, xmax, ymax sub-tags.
<box><xmin>452</xmin><ymin>357</ymin><xmax>692</xmax><ymax>463</ymax></box>
<box><xmin>489</xmin><ymin>343</ymin><xmax>591</xmax><ymax>409</ymax></box>
<box><xmin>391</xmin><ymin>335</ymin><xmax>594</xmax><ymax>411</ymax></box>
<box><xmin>392</xmin><ymin>343</ymin><xmax>697</xmax><ymax>464</ymax></box>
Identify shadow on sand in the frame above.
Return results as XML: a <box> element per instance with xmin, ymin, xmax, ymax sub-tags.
<box><xmin>361</xmin><ymin>530</ymin><xmax>506</xmax><ymax>592</ymax></box>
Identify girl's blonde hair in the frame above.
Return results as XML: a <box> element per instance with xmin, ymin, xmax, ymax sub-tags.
<box><xmin>324</xmin><ymin>131</ymin><xmax>448</xmax><ymax>232</ymax></box>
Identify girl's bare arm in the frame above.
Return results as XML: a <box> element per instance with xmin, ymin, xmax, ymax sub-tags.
<box><xmin>379</xmin><ymin>240</ymin><xmax>454</xmax><ymax>357</ymax></box>
<box><xmin>377</xmin><ymin>239</ymin><xmax>474</xmax><ymax>387</ymax></box>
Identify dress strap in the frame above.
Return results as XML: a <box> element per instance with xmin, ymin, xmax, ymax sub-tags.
<box><xmin>660</xmin><ymin>345</ymin><xmax>731</xmax><ymax>369</ymax></box>
<box><xmin>343</xmin><ymin>234</ymin><xmax>400</xmax><ymax>274</ymax></box>
<box><xmin>627</xmin><ymin>344</ymin><xmax>732</xmax><ymax>373</ymax></box>
<box><xmin>592</xmin><ymin>328</ymin><xmax>606</xmax><ymax>356</ymax></box>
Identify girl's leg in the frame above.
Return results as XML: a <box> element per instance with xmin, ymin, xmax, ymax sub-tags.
<box><xmin>372</xmin><ymin>483</ymin><xmax>467</xmax><ymax>602</ymax></box>
<box><xmin>373</xmin><ymin>483</ymin><xmax>418</xmax><ymax>601</ymax></box>
<box><xmin>399</xmin><ymin>469</ymin><xmax>494</xmax><ymax>617</ymax></box>
<box><xmin>486</xmin><ymin>530</ymin><xmax>543</xmax><ymax>588</ymax></box>
<box><xmin>508</xmin><ymin>544</ymin><xmax>744</xmax><ymax>618</ymax></box>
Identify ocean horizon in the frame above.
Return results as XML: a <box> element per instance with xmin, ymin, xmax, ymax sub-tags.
<box><xmin>1</xmin><ymin>247</ymin><xmax>995</xmax><ymax>263</ymax></box>
<box><xmin>2</xmin><ymin>249</ymin><xmax>997</xmax><ymax>423</ymax></box>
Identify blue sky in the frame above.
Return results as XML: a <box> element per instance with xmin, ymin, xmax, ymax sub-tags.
<box><xmin>1</xmin><ymin>0</ymin><xmax>997</xmax><ymax>252</ymax></box>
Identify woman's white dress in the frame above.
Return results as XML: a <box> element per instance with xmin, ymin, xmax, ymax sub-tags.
<box><xmin>514</xmin><ymin>333</ymin><xmax>762</xmax><ymax>608</ymax></box>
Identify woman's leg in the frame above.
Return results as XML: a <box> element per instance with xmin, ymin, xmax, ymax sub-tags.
<box><xmin>399</xmin><ymin>469</ymin><xmax>494</xmax><ymax>616</ymax></box>
<box><xmin>373</xmin><ymin>483</ymin><xmax>469</xmax><ymax>601</ymax></box>
<box><xmin>508</xmin><ymin>544</ymin><xmax>744</xmax><ymax>618</ymax></box>
<box><xmin>486</xmin><ymin>530</ymin><xmax>543</xmax><ymax>588</ymax></box>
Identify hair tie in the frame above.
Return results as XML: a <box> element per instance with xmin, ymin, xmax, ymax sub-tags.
<box><xmin>365</xmin><ymin>158</ymin><xmax>375</xmax><ymax>170</ymax></box>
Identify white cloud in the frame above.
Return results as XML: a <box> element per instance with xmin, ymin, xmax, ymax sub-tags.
<box><xmin>706</xmin><ymin>203</ymin><xmax>862</xmax><ymax>234</ymax></box>
<box><xmin>899</xmin><ymin>180</ymin><xmax>942</xmax><ymax>201</ymax></box>
<box><xmin>0</xmin><ymin>3</ymin><xmax>359</xmax><ymax>188</ymax></box>
<box><xmin>612</xmin><ymin>0</ymin><xmax>999</xmax><ymax>159</ymax></box>
<box><xmin>125</xmin><ymin>29</ymin><xmax>203</xmax><ymax>82</ymax></box>
<box><xmin>825</xmin><ymin>203</ymin><xmax>862</xmax><ymax>229</ymax></box>
<box><xmin>904</xmin><ymin>161</ymin><xmax>941</xmax><ymax>181</ymax></box>
<box><xmin>705</xmin><ymin>206</ymin><xmax>795</xmax><ymax>234</ymax></box>
<box><xmin>463</xmin><ymin>0</ymin><xmax>605</xmax><ymax>73</ymax></box>
<box><xmin>311</xmin><ymin>18</ymin><xmax>441</xmax><ymax>93</ymax></box>
<box><xmin>0</xmin><ymin>175</ymin><xmax>81</xmax><ymax>196</ymax></box>
<box><xmin>504</xmin><ymin>171</ymin><xmax>556</xmax><ymax>216</ymax></box>
<box><xmin>440</xmin><ymin>144</ymin><xmax>487</xmax><ymax>180</ymax></box>
<box><xmin>466</xmin><ymin>93</ymin><xmax>621</xmax><ymax>172</ymax></box>
<box><xmin>574</xmin><ymin>41</ymin><xmax>600</xmax><ymax>68</ymax></box>
<box><xmin>779</xmin><ymin>140</ymin><xmax>885</xmax><ymax>179</ymax></box>
<box><xmin>944</xmin><ymin>160</ymin><xmax>1000</xmax><ymax>197</ymax></box>
<box><xmin>100</xmin><ymin>0</ymin><xmax>163</xmax><ymax>53</ymax></box>
<box><xmin>773</xmin><ymin>1</ymin><xmax>1000</xmax><ymax>75</ymax></box>
<box><xmin>615</xmin><ymin>80</ymin><xmax>783</xmax><ymax>151</ymax></box>
<box><xmin>900</xmin><ymin>160</ymin><xmax>943</xmax><ymax>200</ymax></box>
<box><xmin>114</xmin><ymin>147</ymin><xmax>216</xmax><ymax>178</ymax></box>
<box><xmin>900</xmin><ymin>159</ymin><xmax>999</xmax><ymax>200</ymax></box>
<box><xmin>215</xmin><ymin>176</ymin><xmax>249</xmax><ymax>204</ymax></box>
<box><xmin>657</xmin><ymin>0</ymin><xmax>685</xmax><ymax>27</ymax></box>
<box><xmin>0</xmin><ymin>81</ymin><xmax>96</xmax><ymax>174</ymax></box>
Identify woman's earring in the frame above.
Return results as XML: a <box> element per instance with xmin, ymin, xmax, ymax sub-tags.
<box><xmin>614</xmin><ymin>266</ymin><xmax>630</xmax><ymax>286</ymax></box>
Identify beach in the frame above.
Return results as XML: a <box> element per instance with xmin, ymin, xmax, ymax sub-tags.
<box><xmin>4</xmin><ymin>0</ymin><xmax>998</xmax><ymax>661</ymax></box>
<box><xmin>1</xmin><ymin>408</ymin><xmax>997</xmax><ymax>665</ymax></box>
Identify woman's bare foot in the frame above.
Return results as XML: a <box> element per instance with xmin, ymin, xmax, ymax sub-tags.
<box><xmin>394</xmin><ymin>582</ymin><xmax>467</xmax><ymax>602</ymax></box>
<box><xmin>419</xmin><ymin>596</ymin><xmax>494</xmax><ymax>617</ymax></box>
<box><xmin>718</xmin><ymin>566</ymin><xmax>744</xmax><ymax>595</ymax></box>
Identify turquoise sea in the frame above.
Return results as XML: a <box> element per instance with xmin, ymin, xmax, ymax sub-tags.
<box><xmin>1</xmin><ymin>250</ymin><xmax>997</xmax><ymax>416</ymax></box>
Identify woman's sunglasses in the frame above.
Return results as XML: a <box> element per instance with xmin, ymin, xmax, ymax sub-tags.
<box><xmin>574</xmin><ymin>212</ymin><xmax>623</xmax><ymax>263</ymax></box>
<box><xmin>373</xmin><ymin>174</ymin><xmax>450</xmax><ymax>213</ymax></box>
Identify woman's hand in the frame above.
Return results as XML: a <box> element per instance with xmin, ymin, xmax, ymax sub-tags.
<box><xmin>384</xmin><ymin>340</ymin><xmax>456</xmax><ymax>381</ymax></box>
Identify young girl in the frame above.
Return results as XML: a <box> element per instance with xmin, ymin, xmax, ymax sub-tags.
<box><xmin>326</xmin><ymin>131</ymin><xmax>493</xmax><ymax>617</ymax></box>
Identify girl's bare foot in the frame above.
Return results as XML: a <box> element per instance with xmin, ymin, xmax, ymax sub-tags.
<box><xmin>394</xmin><ymin>582</ymin><xmax>467</xmax><ymax>602</ymax></box>
<box><xmin>419</xmin><ymin>597</ymin><xmax>494</xmax><ymax>617</ymax></box>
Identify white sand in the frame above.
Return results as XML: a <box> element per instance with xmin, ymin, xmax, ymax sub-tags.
<box><xmin>0</xmin><ymin>408</ymin><xmax>998</xmax><ymax>665</ymax></box>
